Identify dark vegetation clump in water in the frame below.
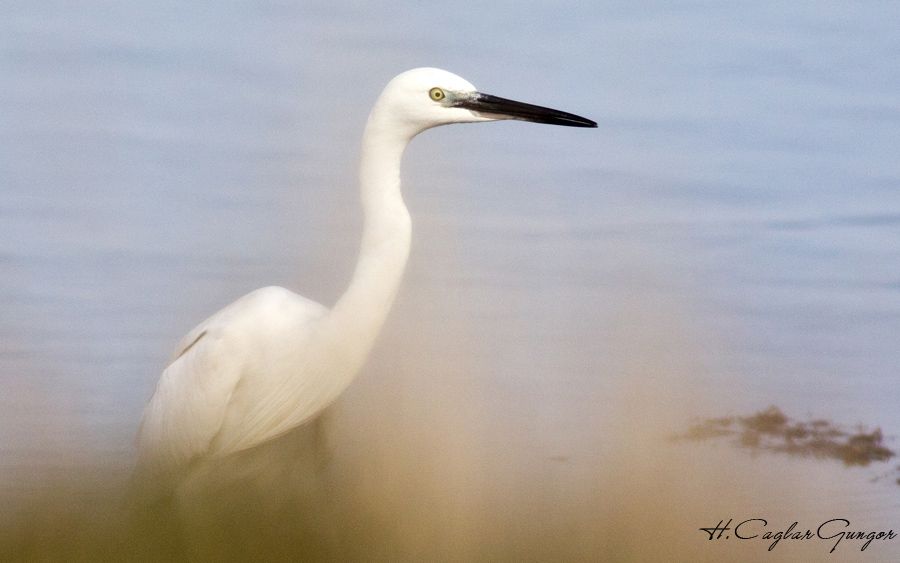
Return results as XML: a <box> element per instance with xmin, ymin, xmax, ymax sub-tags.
<box><xmin>674</xmin><ymin>406</ymin><xmax>896</xmax><ymax>473</ymax></box>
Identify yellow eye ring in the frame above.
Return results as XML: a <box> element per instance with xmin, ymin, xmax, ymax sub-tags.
<box><xmin>429</xmin><ymin>87</ymin><xmax>445</xmax><ymax>101</ymax></box>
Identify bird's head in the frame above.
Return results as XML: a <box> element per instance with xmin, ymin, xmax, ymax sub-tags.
<box><xmin>369</xmin><ymin>67</ymin><xmax>597</xmax><ymax>138</ymax></box>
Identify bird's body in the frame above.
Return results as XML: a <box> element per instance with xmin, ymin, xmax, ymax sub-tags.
<box><xmin>136</xmin><ymin>68</ymin><xmax>595</xmax><ymax>481</ymax></box>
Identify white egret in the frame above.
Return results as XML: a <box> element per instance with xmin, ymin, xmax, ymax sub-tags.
<box><xmin>136</xmin><ymin>68</ymin><xmax>596</xmax><ymax>481</ymax></box>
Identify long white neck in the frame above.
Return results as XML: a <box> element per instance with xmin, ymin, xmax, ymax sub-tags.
<box><xmin>326</xmin><ymin>106</ymin><xmax>413</xmax><ymax>370</ymax></box>
<box><xmin>208</xmin><ymin>114</ymin><xmax>414</xmax><ymax>454</ymax></box>
<box><xmin>237</xmin><ymin>106</ymin><xmax>415</xmax><ymax>448</ymax></box>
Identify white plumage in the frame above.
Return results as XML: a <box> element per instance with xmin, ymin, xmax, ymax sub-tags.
<box><xmin>136</xmin><ymin>68</ymin><xmax>596</xmax><ymax>481</ymax></box>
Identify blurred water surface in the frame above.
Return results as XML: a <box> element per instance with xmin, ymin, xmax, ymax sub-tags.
<box><xmin>1</xmin><ymin>1</ymin><xmax>899</xmax><ymax>560</ymax></box>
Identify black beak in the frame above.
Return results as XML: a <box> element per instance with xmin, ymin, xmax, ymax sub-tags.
<box><xmin>454</xmin><ymin>92</ymin><xmax>597</xmax><ymax>128</ymax></box>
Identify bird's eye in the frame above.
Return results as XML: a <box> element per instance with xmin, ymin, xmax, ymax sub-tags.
<box><xmin>429</xmin><ymin>87</ymin><xmax>445</xmax><ymax>101</ymax></box>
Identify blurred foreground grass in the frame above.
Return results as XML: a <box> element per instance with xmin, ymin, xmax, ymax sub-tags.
<box><xmin>2</xmin><ymin>297</ymin><xmax>896</xmax><ymax>561</ymax></box>
<box><xmin>5</xmin><ymin>403</ymin><xmax>895</xmax><ymax>561</ymax></box>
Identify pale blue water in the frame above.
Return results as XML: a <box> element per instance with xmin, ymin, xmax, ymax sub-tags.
<box><xmin>2</xmin><ymin>0</ymin><xmax>899</xmax><ymax>535</ymax></box>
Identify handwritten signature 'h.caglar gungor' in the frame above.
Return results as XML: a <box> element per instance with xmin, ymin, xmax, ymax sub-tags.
<box><xmin>699</xmin><ymin>518</ymin><xmax>897</xmax><ymax>553</ymax></box>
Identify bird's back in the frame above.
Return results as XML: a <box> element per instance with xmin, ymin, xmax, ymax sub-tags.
<box><xmin>136</xmin><ymin>286</ymin><xmax>328</xmax><ymax>480</ymax></box>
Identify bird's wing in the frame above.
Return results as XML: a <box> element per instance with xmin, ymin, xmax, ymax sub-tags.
<box><xmin>169</xmin><ymin>318</ymin><xmax>211</xmax><ymax>363</ymax></box>
<box><xmin>136</xmin><ymin>286</ymin><xmax>328</xmax><ymax>476</ymax></box>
